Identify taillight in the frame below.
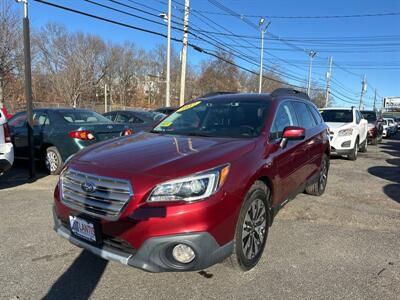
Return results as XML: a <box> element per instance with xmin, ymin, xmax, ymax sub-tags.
<box><xmin>123</xmin><ymin>128</ymin><xmax>133</xmax><ymax>136</ymax></box>
<box><xmin>69</xmin><ymin>130</ymin><xmax>96</xmax><ymax>140</ymax></box>
<box><xmin>3</xmin><ymin>123</ymin><xmax>11</xmax><ymax>143</ymax></box>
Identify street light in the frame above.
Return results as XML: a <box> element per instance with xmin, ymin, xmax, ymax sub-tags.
<box><xmin>307</xmin><ymin>50</ymin><xmax>317</xmax><ymax>96</ymax></box>
<box><xmin>258</xmin><ymin>18</ymin><xmax>270</xmax><ymax>94</ymax></box>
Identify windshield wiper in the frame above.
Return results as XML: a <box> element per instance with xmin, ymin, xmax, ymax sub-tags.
<box><xmin>184</xmin><ymin>132</ymin><xmax>215</xmax><ymax>137</ymax></box>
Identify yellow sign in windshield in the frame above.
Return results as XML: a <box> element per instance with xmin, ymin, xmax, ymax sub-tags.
<box><xmin>176</xmin><ymin>101</ymin><xmax>201</xmax><ymax>112</ymax></box>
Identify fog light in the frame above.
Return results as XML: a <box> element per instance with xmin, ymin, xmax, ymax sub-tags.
<box><xmin>172</xmin><ymin>244</ymin><xmax>195</xmax><ymax>264</ymax></box>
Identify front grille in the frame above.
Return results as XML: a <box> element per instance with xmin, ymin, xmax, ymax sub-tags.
<box><xmin>103</xmin><ymin>236</ymin><xmax>137</xmax><ymax>255</ymax></box>
<box><xmin>61</xmin><ymin>168</ymin><xmax>133</xmax><ymax>220</ymax></box>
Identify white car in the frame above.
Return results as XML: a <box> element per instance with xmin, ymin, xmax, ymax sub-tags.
<box><xmin>0</xmin><ymin>109</ymin><xmax>14</xmax><ymax>175</ymax></box>
<box><xmin>383</xmin><ymin>118</ymin><xmax>396</xmax><ymax>137</ymax></box>
<box><xmin>320</xmin><ymin>107</ymin><xmax>368</xmax><ymax>160</ymax></box>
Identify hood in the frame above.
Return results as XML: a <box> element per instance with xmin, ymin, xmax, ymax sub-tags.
<box><xmin>70</xmin><ymin>132</ymin><xmax>256</xmax><ymax>179</ymax></box>
<box><xmin>325</xmin><ymin>122</ymin><xmax>352</xmax><ymax>131</ymax></box>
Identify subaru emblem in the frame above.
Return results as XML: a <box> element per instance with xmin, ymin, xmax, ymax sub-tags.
<box><xmin>107</xmin><ymin>125</ymin><xmax>113</xmax><ymax>129</ymax></box>
<box><xmin>81</xmin><ymin>181</ymin><xmax>96</xmax><ymax>193</ymax></box>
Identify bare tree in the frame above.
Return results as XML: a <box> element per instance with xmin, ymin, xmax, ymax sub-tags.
<box><xmin>0</xmin><ymin>0</ymin><xmax>23</xmax><ymax>109</ymax></box>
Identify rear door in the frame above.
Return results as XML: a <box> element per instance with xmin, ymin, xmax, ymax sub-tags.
<box><xmin>8</xmin><ymin>112</ymin><xmax>28</xmax><ymax>157</ymax></box>
<box><xmin>32</xmin><ymin>111</ymin><xmax>52</xmax><ymax>158</ymax></box>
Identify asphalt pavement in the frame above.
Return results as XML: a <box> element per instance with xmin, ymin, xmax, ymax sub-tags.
<box><xmin>0</xmin><ymin>135</ymin><xmax>399</xmax><ymax>300</ymax></box>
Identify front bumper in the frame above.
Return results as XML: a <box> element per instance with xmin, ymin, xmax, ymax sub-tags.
<box><xmin>53</xmin><ymin>209</ymin><xmax>233</xmax><ymax>272</ymax></box>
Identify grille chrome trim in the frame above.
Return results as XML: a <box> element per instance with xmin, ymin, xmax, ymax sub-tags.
<box><xmin>60</xmin><ymin>168</ymin><xmax>133</xmax><ymax>220</ymax></box>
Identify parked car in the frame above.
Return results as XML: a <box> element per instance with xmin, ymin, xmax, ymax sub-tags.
<box><xmin>0</xmin><ymin>109</ymin><xmax>14</xmax><ymax>175</ymax></box>
<box><xmin>320</xmin><ymin>107</ymin><xmax>368</xmax><ymax>160</ymax></box>
<box><xmin>53</xmin><ymin>89</ymin><xmax>330</xmax><ymax>273</ymax></box>
<box><xmin>1</xmin><ymin>106</ymin><xmax>12</xmax><ymax>120</ymax></box>
<box><xmin>103</xmin><ymin>110</ymin><xmax>165</xmax><ymax>133</ymax></box>
<box><xmin>153</xmin><ymin>106</ymin><xmax>177</xmax><ymax>115</ymax></box>
<box><xmin>383</xmin><ymin>118</ymin><xmax>396</xmax><ymax>136</ymax></box>
<box><xmin>8</xmin><ymin>108</ymin><xmax>131</xmax><ymax>175</ymax></box>
<box><xmin>361</xmin><ymin>110</ymin><xmax>383</xmax><ymax>145</ymax></box>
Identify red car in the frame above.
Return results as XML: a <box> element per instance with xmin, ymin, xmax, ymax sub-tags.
<box><xmin>53</xmin><ymin>89</ymin><xmax>330</xmax><ymax>272</ymax></box>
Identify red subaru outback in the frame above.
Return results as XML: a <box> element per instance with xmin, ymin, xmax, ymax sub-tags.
<box><xmin>53</xmin><ymin>89</ymin><xmax>330</xmax><ymax>272</ymax></box>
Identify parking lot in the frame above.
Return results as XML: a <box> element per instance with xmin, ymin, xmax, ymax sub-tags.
<box><xmin>0</xmin><ymin>136</ymin><xmax>399</xmax><ymax>300</ymax></box>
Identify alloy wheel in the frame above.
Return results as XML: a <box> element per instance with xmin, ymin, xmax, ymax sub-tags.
<box><xmin>46</xmin><ymin>151</ymin><xmax>59</xmax><ymax>173</ymax></box>
<box><xmin>242</xmin><ymin>199</ymin><xmax>267</xmax><ymax>260</ymax></box>
<box><xmin>319</xmin><ymin>158</ymin><xmax>328</xmax><ymax>191</ymax></box>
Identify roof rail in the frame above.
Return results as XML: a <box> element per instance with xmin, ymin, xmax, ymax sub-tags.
<box><xmin>198</xmin><ymin>91</ymin><xmax>238</xmax><ymax>98</ymax></box>
<box><xmin>271</xmin><ymin>88</ymin><xmax>310</xmax><ymax>101</ymax></box>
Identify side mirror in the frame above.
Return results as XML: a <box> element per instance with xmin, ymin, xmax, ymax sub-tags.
<box><xmin>280</xmin><ymin>126</ymin><xmax>305</xmax><ymax>148</ymax></box>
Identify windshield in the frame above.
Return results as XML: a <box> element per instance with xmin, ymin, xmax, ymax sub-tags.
<box><xmin>152</xmin><ymin>98</ymin><xmax>271</xmax><ymax>138</ymax></box>
<box><xmin>361</xmin><ymin>111</ymin><xmax>376</xmax><ymax>123</ymax></box>
<box><xmin>320</xmin><ymin>109</ymin><xmax>353</xmax><ymax>123</ymax></box>
<box><xmin>58</xmin><ymin>110</ymin><xmax>112</xmax><ymax>123</ymax></box>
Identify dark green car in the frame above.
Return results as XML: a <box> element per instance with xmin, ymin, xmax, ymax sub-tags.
<box><xmin>8</xmin><ymin>108</ymin><xmax>130</xmax><ymax>174</ymax></box>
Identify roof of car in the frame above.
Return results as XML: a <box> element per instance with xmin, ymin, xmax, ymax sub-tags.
<box><xmin>319</xmin><ymin>107</ymin><xmax>354</xmax><ymax>111</ymax></box>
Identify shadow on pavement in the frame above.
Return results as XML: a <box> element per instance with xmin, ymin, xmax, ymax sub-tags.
<box><xmin>42</xmin><ymin>250</ymin><xmax>108</xmax><ymax>300</ymax></box>
<box><xmin>0</xmin><ymin>160</ymin><xmax>48</xmax><ymax>190</ymax></box>
<box><xmin>368</xmin><ymin>135</ymin><xmax>400</xmax><ymax>204</ymax></box>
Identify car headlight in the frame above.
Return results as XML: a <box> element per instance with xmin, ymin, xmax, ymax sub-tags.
<box><xmin>338</xmin><ymin>128</ymin><xmax>353</xmax><ymax>136</ymax></box>
<box><xmin>147</xmin><ymin>165</ymin><xmax>230</xmax><ymax>203</ymax></box>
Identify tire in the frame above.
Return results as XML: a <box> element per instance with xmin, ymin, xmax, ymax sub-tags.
<box><xmin>305</xmin><ymin>154</ymin><xmax>329</xmax><ymax>196</ymax></box>
<box><xmin>371</xmin><ymin>137</ymin><xmax>378</xmax><ymax>145</ymax></box>
<box><xmin>45</xmin><ymin>146</ymin><xmax>64</xmax><ymax>175</ymax></box>
<box><xmin>359</xmin><ymin>138</ymin><xmax>368</xmax><ymax>152</ymax></box>
<box><xmin>348</xmin><ymin>138</ymin><xmax>359</xmax><ymax>161</ymax></box>
<box><xmin>226</xmin><ymin>181</ymin><xmax>270</xmax><ymax>272</ymax></box>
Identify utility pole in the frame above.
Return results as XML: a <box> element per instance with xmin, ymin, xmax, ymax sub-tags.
<box><xmin>258</xmin><ymin>18</ymin><xmax>270</xmax><ymax>94</ymax></box>
<box><xmin>359</xmin><ymin>74</ymin><xmax>367</xmax><ymax>110</ymax></box>
<box><xmin>165</xmin><ymin>0</ymin><xmax>172</xmax><ymax>107</ymax></box>
<box><xmin>373</xmin><ymin>89</ymin><xmax>377</xmax><ymax>111</ymax></box>
<box><xmin>325</xmin><ymin>56</ymin><xmax>333</xmax><ymax>107</ymax></box>
<box><xmin>104</xmin><ymin>84</ymin><xmax>108</xmax><ymax>113</ymax></box>
<box><xmin>307</xmin><ymin>50</ymin><xmax>317</xmax><ymax>96</ymax></box>
<box><xmin>179</xmin><ymin>0</ymin><xmax>189</xmax><ymax>106</ymax></box>
<box><xmin>16</xmin><ymin>0</ymin><xmax>35</xmax><ymax>178</ymax></box>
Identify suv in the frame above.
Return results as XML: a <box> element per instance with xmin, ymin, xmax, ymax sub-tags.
<box><xmin>53</xmin><ymin>89</ymin><xmax>330</xmax><ymax>272</ymax></box>
<box><xmin>361</xmin><ymin>110</ymin><xmax>383</xmax><ymax>145</ymax></box>
<box><xmin>0</xmin><ymin>109</ymin><xmax>14</xmax><ymax>175</ymax></box>
<box><xmin>320</xmin><ymin>107</ymin><xmax>368</xmax><ymax>160</ymax></box>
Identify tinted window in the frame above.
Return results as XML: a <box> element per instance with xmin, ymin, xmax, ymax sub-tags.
<box><xmin>361</xmin><ymin>111</ymin><xmax>377</xmax><ymax>123</ymax></box>
<box><xmin>58</xmin><ymin>110</ymin><xmax>111</xmax><ymax>123</ymax></box>
<box><xmin>103</xmin><ymin>113</ymin><xmax>116</xmax><ymax>121</ymax></box>
<box><xmin>292</xmin><ymin>101</ymin><xmax>316</xmax><ymax>129</ymax></box>
<box><xmin>309</xmin><ymin>105</ymin><xmax>323</xmax><ymax>125</ymax></box>
<box><xmin>152</xmin><ymin>98</ymin><xmax>271</xmax><ymax>138</ymax></box>
<box><xmin>9</xmin><ymin>113</ymin><xmax>27</xmax><ymax>128</ymax></box>
<box><xmin>270</xmin><ymin>102</ymin><xmax>298</xmax><ymax>140</ymax></box>
<box><xmin>33</xmin><ymin>112</ymin><xmax>50</xmax><ymax>126</ymax></box>
<box><xmin>355</xmin><ymin>111</ymin><xmax>361</xmax><ymax>124</ymax></box>
<box><xmin>320</xmin><ymin>109</ymin><xmax>353</xmax><ymax>123</ymax></box>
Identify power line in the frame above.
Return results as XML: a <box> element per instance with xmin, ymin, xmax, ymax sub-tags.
<box><xmin>184</xmin><ymin>9</ymin><xmax>400</xmax><ymax>20</ymax></box>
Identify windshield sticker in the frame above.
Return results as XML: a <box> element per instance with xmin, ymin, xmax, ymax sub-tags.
<box><xmin>159</xmin><ymin>121</ymin><xmax>172</xmax><ymax>127</ymax></box>
<box><xmin>177</xmin><ymin>101</ymin><xmax>201</xmax><ymax>112</ymax></box>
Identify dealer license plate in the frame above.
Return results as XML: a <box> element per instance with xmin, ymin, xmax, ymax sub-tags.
<box><xmin>69</xmin><ymin>216</ymin><xmax>96</xmax><ymax>242</ymax></box>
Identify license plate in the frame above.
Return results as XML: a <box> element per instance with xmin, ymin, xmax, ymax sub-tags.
<box><xmin>69</xmin><ymin>216</ymin><xmax>96</xmax><ymax>242</ymax></box>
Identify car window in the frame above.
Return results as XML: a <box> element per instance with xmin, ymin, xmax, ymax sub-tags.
<box><xmin>291</xmin><ymin>101</ymin><xmax>316</xmax><ymax>129</ymax></box>
<box><xmin>270</xmin><ymin>102</ymin><xmax>298</xmax><ymax>140</ymax></box>
<box><xmin>58</xmin><ymin>110</ymin><xmax>111</xmax><ymax>123</ymax></box>
<box><xmin>361</xmin><ymin>111</ymin><xmax>377</xmax><ymax>123</ymax></box>
<box><xmin>355</xmin><ymin>110</ymin><xmax>361</xmax><ymax>124</ymax></box>
<box><xmin>9</xmin><ymin>113</ymin><xmax>27</xmax><ymax>128</ymax></box>
<box><xmin>33</xmin><ymin>112</ymin><xmax>50</xmax><ymax>126</ymax></box>
<box><xmin>103</xmin><ymin>113</ymin><xmax>116</xmax><ymax>121</ymax></box>
<box><xmin>320</xmin><ymin>109</ymin><xmax>353</xmax><ymax>123</ymax></box>
<box><xmin>308</xmin><ymin>105</ymin><xmax>323</xmax><ymax>125</ymax></box>
<box><xmin>128</xmin><ymin>114</ymin><xmax>144</xmax><ymax>124</ymax></box>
